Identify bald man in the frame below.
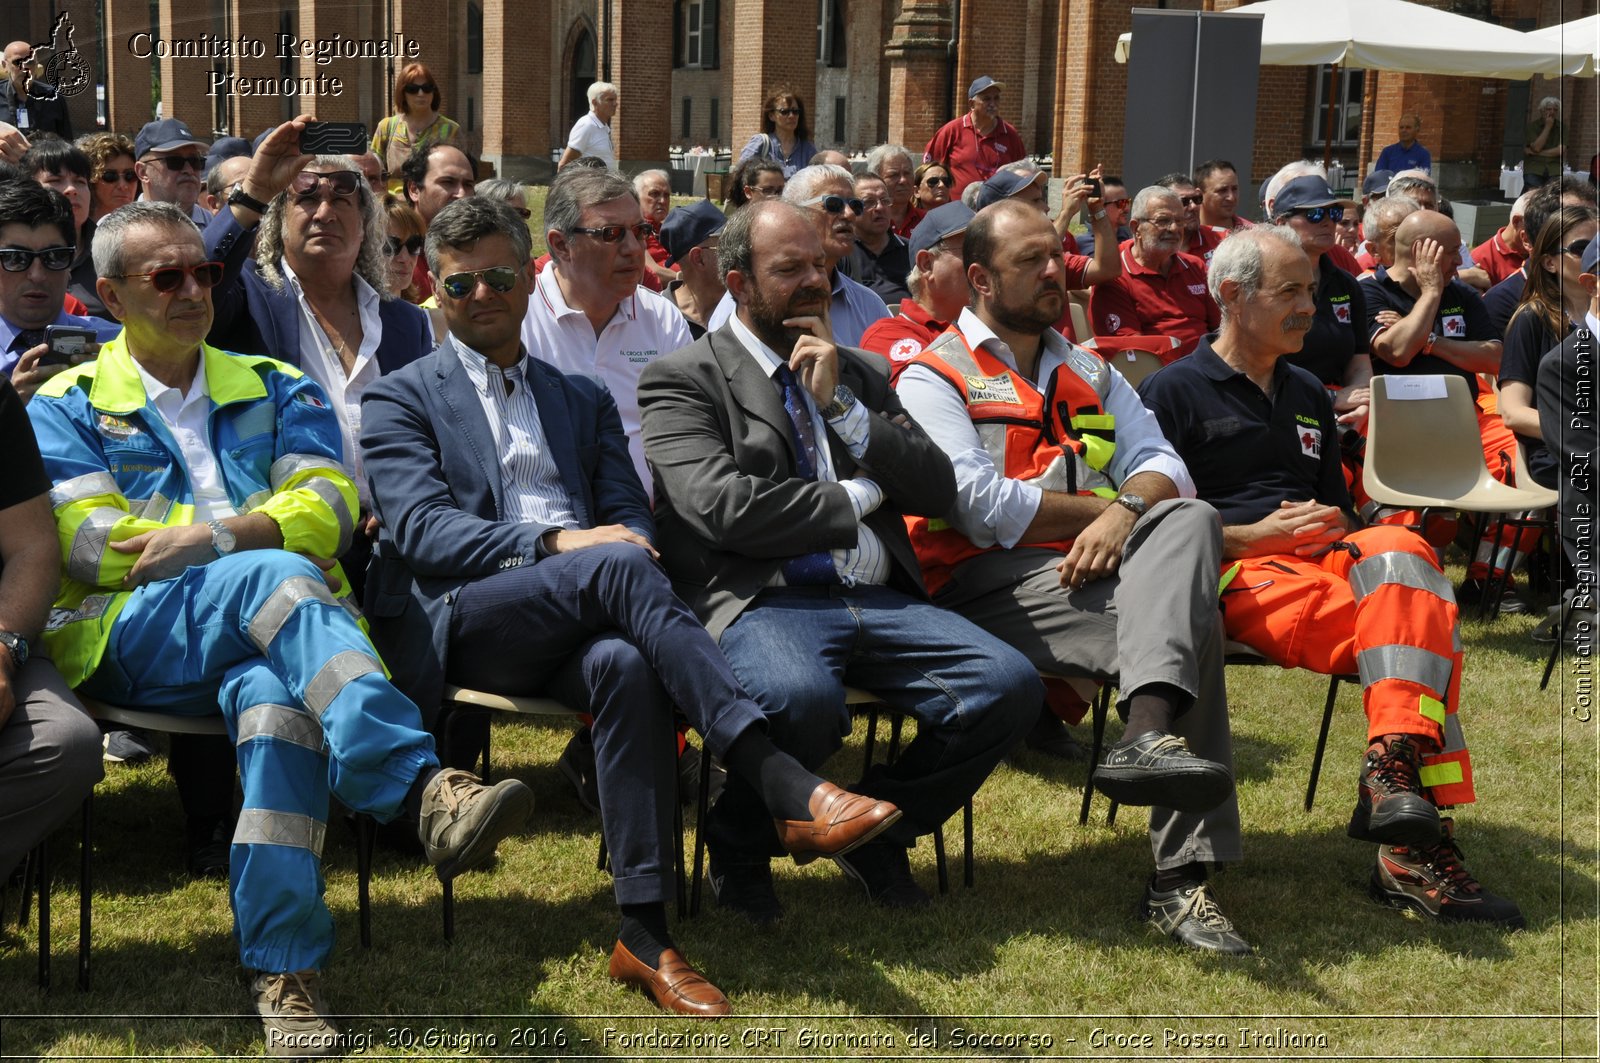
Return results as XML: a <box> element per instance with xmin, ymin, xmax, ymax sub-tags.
<box><xmin>0</xmin><ymin>41</ymin><xmax>70</xmax><ymax>139</ymax></box>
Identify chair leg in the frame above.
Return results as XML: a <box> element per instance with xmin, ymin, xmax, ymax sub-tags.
<box><xmin>932</xmin><ymin>825</ymin><xmax>948</xmax><ymax>895</ymax></box>
<box><xmin>596</xmin><ymin>836</ymin><xmax>609</xmax><ymax>873</ymax></box>
<box><xmin>356</xmin><ymin>814</ymin><xmax>375</xmax><ymax>949</ymax></box>
<box><xmin>1541</xmin><ymin>601</ymin><xmax>1574</xmax><ymax>691</ymax></box>
<box><xmin>441</xmin><ymin>877</ymin><xmax>454</xmax><ymax>942</ymax></box>
<box><xmin>672</xmin><ymin>799</ymin><xmax>686</xmax><ymax>918</ymax></box>
<box><xmin>688</xmin><ymin>736</ymin><xmax>712</xmax><ymax>918</ymax></box>
<box><xmin>862</xmin><ymin>706</ymin><xmax>879</xmax><ymax>768</ymax></box>
<box><xmin>36</xmin><ymin>835</ymin><xmax>49</xmax><ymax>991</ymax></box>
<box><xmin>887</xmin><ymin>714</ymin><xmax>904</xmax><ymax>762</ymax></box>
<box><xmin>1079</xmin><ymin>685</ymin><xmax>1111</xmax><ymax>825</ymax></box>
<box><xmin>1306</xmin><ymin>676</ymin><xmax>1342</xmax><ymax>812</ymax></box>
<box><xmin>962</xmin><ymin>800</ymin><xmax>974</xmax><ymax>889</ymax></box>
<box><xmin>78</xmin><ymin>795</ymin><xmax>92</xmax><ymax>991</ymax></box>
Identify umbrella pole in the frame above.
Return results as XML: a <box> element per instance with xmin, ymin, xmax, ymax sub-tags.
<box><xmin>1323</xmin><ymin>61</ymin><xmax>1340</xmax><ymax>173</ymax></box>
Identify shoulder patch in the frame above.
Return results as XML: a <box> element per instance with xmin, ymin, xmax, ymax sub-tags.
<box><xmin>963</xmin><ymin>373</ymin><xmax>1022</xmax><ymax>406</ymax></box>
<box><xmin>96</xmin><ymin>413</ymin><xmax>140</xmax><ymax>440</ymax></box>
<box><xmin>889</xmin><ymin>337</ymin><xmax>923</xmax><ymax>363</ymax></box>
<box><xmin>292</xmin><ymin>391</ymin><xmax>327</xmax><ymax>409</ymax></box>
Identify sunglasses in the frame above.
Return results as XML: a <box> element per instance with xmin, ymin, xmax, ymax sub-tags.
<box><xmin>384</xmin><ymin>235</ymin><xmax>424</xmax><ymax>257</ymax></box>
<box><xmin>802</xmin><ymin>193</ymin><xmax>864</xmax><ymax>216</ymax></box>
<box><xmin>921</xmin><ymin>175</ymin><xmax>952</xmax><ymax>188</ymax></box>
<box><xmin>1562</xmin><ymin>239</ymin><xmax>1594</xmax><ymax>257</ymax></box>
<box><xmin>772</xmin><ymin>108</ymin><xmax>800</xmax><ymax>117</ymax></box>
<box><xmin>405</xmin><ymin>82</ymin><xmax>436</xmax><ymax>94</ymax></box>
<box><xmin>1177</xmin><ymin>195</ymin><xmax>1203</xmax><ymax>208</ymax></box>
<box><xmin>97</xmin><ymin>169</ymin><xmax>139</xmax><ymax>185</ymax></box>
<box><xmin>148</xmin><ymin>155</ymin><xmax>205</xmax><ymax>173</ymax></box>
<box><xmin>438</xmin><ymin>265</ymin><xmax>520</xmax><ymax>300</ymax></box>
<box><xmin>107</xmin><ymin>261</ymin><xmax>224</xmax><ymax>292</ymax></box>
<box><xmin>1289</xmin><ymin>205</ymin><xmax>1345</xmax><ymax>224</ymax></box>
<box><xmin>1104</xmin><ymin>197</ymin><xmax>1131</xmax><ymax>208</ymax></box>
<box><xmin>0</xmin><ymin>245</ymin><xmax>74</xmax><ymax>272</ymax></box>
<box><xmin>570</xmin><ymin>222</ymin><xmax>654</xmax><ymax>243</ymax></box>
<box><xmin>292</xmin><ymin>170</ymin><xmax>361</xmax><ymax>200</ymax></box>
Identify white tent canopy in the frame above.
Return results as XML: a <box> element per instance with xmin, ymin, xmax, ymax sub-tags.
<box><xmin>1528</xmin><ymin>15</ymin><xmax>1600</xmax><ymax>77</ymax></box>
<box><xmin>1114</xmin><ymin>0</ymin><xmax>1589</xmax><ymax>80</ymax></box>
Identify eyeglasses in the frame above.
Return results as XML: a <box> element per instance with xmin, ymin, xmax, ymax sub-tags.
<box><xmin>1104</xmin><ymin>197</ymin><xmax>1130</xmax><ymax>209</ymax></box>
<box><xmin>384</xmin><ymin>235</ymin><xmax>424</xmax><ymax>257</ymax></box>
<box><xmin>773</xmin><ymin>108</ymin><xmax>800</xmax><ymax>117</ymax></box>
<box><xmin>97</xmin><ymin>169</ymin><xmax>139</xmax><ymax>185</ymax></box>
<box><xmin>1288</xmin><ymin>206</ymin><xmax>1345</xmax><ymax>224</ymax></box>
<box><xmin>1177</xmin><ymin>195</ymin><xmax>1202</xmax><ymax>207</ymax></box>
<box><xmin>802</xmin><ymin>194</ymin><xmax>864</xmax><ymax>216</ymax></box>
<box><xmin>149</xmin><ymin>155</ymin><xmax>205</xmax><ymax>173</ymax></box>
<box><xmin>858</xmin><ymin>197</ymin><xmax>891</xmax><ymax>211</ymax></box>
<box><xmin>291</xmin><ymin>170</ymin><xmax>361</xmax><ymax>201</ymax></box>
<box><xmin>1562</xmin><ymin>239</ymin><xmax>1593</xmax><ymax>257</ymax></box>
<box><xmin>921</xmin><ymin>175</ymin><xmax>952</xmax><ymax>188</ymax></box>
<box><xmin>1138</xmin><ymin>216</ymin><xmax>1184</xmax><ymax>229</ymax></box>
<box><xmin>405</xmin><ymin>82</ymin><xmax>436</xmax><ymax>94</ymax></box>
<box><xmin>0</xmin><ymin>245</ymin><xmax>74</xmax><ymax>272</ymax></box>
<box><xmin>107</xmin><ymin>261</ymin><xmax>225</xmax><ymax>292</ymax></box>
<box><xmin>438</xmin><ymin>265</ymin><xmax>520</xmax><ymax>300</ymax></box>
<box><xmin>569</xmin><ymin>222</ymin><xmax>654</xmax><ymax>243</ymax></box>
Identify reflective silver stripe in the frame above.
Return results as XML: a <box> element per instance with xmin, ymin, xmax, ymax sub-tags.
<box><xmin>132</xmin><ymin>492</ymin><xmax>171</xmax><ymax>521</ymax></box>
<box><xmin>298</xmin><ymin>477</ymin><xmax>354</xmax><ymax>554</ymax></box>
<box><xmin>270</xmin><ymin>452</ymin><xmax>335</xmax><ymax>490</ymax></box>
<box><xmin>1349</xmin><ymin>551</ymin><xmax>1453</xmax><ymax>603</ymax></box>
<box><xmin>233</xmin><ymin>808</ymin><xmax>326</xmax><ymax>856</ymax></box>
<box><xmin>1453</xmin><ymin>629</ymin><xmax>1463</xmax><ymax>653</ymax></box>
<box><xmin>66</xmin><ymin>507</ymin><xmax>126</xmax><ymax>584</ymax></box>
<box><xmin>242</xmin><ymin>489</ymin><xmax>271</xmax><ymax>512</ymax></box>
<box><xmin>248</xmin><ymin>576</ymin><xmax>338</xmax><ymax>655</ymax></box>
<box><xmin>49</xmin><ymin>472</ymin><xmax>120</xmax><ymax>509</ymax></box>
<box><xmin>303</xmin><ymin>650</ymin><xmax>382</xmax><ymax>717</ymax></box>
<box><xmin>1356</xmin><ymin>644</ymin><xmax>1453</xmax><ymax>696</ymax></box>
<box><xmin>335</xmin><ymin>594</ymin><xmax>363</xmax><ymax>623</ymax></box>
<box><xmin>1440</xmin><ymin>713</ymin><xmax>1466</xmax><ymax>753</ymax></box>
<box><xmin>236</xmin><ymin>703</ymin><xmax>325</xmax><ymax>753</ymax></box>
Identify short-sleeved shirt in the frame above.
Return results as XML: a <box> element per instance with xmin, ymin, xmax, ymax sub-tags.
<box><xmin>1483</xmin><ymin>269</ymin><xmax>1527</xmax><ymax>338</ymax></box>
<box><xmin>858</xmin><ymin>299</ymin><xmax>949</xmax><ymax>380</ymax></box>
<box><xmin>1359</xmin><ymin>266</ymin><xmax>1494</xmax><ymax>395</ymax></box>
<box><xmin>1185</xmin><ymin>226</ymin><xmax>1222</xmax><ymax>262</ymax></box>
<box><xmin>1289</xmin><ymin>260</ymin><xmax>1369</xmax><ymax>386</ymax></box>
<box><xmin>1089</xmin><ymin>242</ymin><xmax>1219</xmax><ymax>360</ymax></box>
<box><xmin>842</xmin><ymin>234</ymin><xmax>912</xmax><ymax>306</ymax></box>
<box><xmin>1138</xmin><ymin>338</ymin><xmax>1354</xmax><ymax>526</ymax></box>
<box><xmin>1498</xmin><ymin>308</ymin><xmax>1568</xmax><ymax>487</ymax></box>
<box><xmin>1375</xmin><ymin>140</ymin><xmax>1432</xmax><ymax>174</ymax></box>
<box><xmin>565</xmin><ymin>111</ymin><xmax>616</xmax><ymax>169</ymax></box>
<box><xmin>1468</xmin><ymin>231</ymin><xmax>1526</xmax><ymax>288</ymax></box>
<box><xmin>922</xmin><ymin>114</ymin><xmax>1026</xmax><ymax>195</ymax></box>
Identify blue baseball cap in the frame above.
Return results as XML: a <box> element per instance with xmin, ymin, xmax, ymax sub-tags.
<box><xmin>1582</xmin><ymin>234</ymin><xmax>1600</xmax><ymax>275</ymax></box>
<box><xmin>968</xmin><ymin>75</ymin><xmax>1004</xmax><ymax>99</ymax></box>
<box><xmin>974</xmin><ymin>169</ymin><xmax>1046</xmax><ymax>211</ymax></box>
<box><xmin>909</xmin><ymin>201</ymin><xmax>976</xmax><ymax>260</ymax></box>
<box><xmin>204</xmin><ymin>136</ymin><xmax>251</xmax><ymax>175</ymax></box>
<box><xmin>1362</xmin><ymin>169</ymin><xmax>1394</xmax><ymax>197</ymax></box>
<box><xmin>659</xmin><ymin>200</ymin><xmax>726</xmax><ymax>266</ymax></box>
<box><xmin>1271</xmin><ymin>175</ymin><xmax>1356</xmax><ymax>218</ymax></box>
<box><xmin>135</xmin><ymin>118</ymin><xmax>208</xmax><ymax>159</ymax></box>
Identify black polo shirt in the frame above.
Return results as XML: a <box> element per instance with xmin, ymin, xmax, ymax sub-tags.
<box><xmin>842</xmin><ymin>233</ymin><xmax>911</xmax><ymax>306</ymax></box>
<box><xmin>1499</xmin><ymin>308</ymin><xmax>1568</xmax><ymax>488</ymax></box>
<box><xmin>1138</xmin><ymin>338</ymin><xmax>1354</xmax><ymax>526</ymax></box>
<box><xmin>1289</xmin><ymin>259</ymin><xmax>1368</xmax><ymax>386</ymax></box>
<box><xmin>1359</xmin><ymin>267</ymin><xmax>1494</xmax><ymax>396</ymax></box>
<box><xmin>1483</xmin><ymin>269</ymin><xmax>1527</xmax><ymax>339</ymax></box>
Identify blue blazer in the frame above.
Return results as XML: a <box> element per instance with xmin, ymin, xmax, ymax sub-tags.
<box><xmin>358</xmin><ymin>343</ymin><xmax>653</xmax><ymax>722</ymax></box>
<box><xmin>203</xmin><ymin>209</ymin><xmax>432</xmax><ymax>374</ymax></box>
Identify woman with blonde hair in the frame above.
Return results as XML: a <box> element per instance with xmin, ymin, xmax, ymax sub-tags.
<box><xmin>370</xmin><ymin>61</ymin><xmax>460</xmax><ymax>191</ymax></box>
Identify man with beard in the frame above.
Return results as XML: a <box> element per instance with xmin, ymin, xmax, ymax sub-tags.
<box><xmin>1156</xmin><ymin>173</ymin><xmax>1221</xmax><ymax>261</ymax></box>
<box><xmin>1089</xmin><ymin>186</ymin><xmax>1219</xmax><ymax>360</ymax></box>
<box><xmin>133</xmin><ymin>119</ymin><xmax>210</xmax><ymax>226</ymax></box>
<box><xmin>895</xmin><ymin>200</ymin><xmax>1245</xmax><ymax>954</ymax></box>
<box><xmin>1139</xmin><ymin>226</ymin><xmax>1521</xmax><ymax>930</ymax></box>
<box><xmin>637</xmin><ymin>199</ymin><xmax>1038</xmax><ymax>921</ymax></box>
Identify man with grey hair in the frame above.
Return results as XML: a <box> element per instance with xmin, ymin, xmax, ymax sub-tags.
<box><xmin>705</xmin><ymin>163</ymin><xmax>890</xmax><ymax>345</ymax></box>
<box><xmin>1468</xmin><ymin>189</ymin><xmax>1532</xmax><ymax>287</ymax></box>
<box><xmin>1089</xmin><ymin>185</ymin><xmax>1218</xmax><ymax>359</ymax></box>
<box><xmin>1524</xmin><ymin>96</ymin><xmax>1563</xmax><ymax>188</ymax></box>
<box><xmin>633</xmin><ymin>168</ymin><xmax>677</xmax><ymax>290</ymax></box>
<box><xmin>29</xmin><ymin>197</ymin><xmax>532</xmax><ymax>1051</ymax></box>
<box><xmin>864</xmin><ymin>143</ymin><xmax>919</xmax><ymax>236</ymax></box>
<box><xmin>1142</xmin><ymin>225</ymin><xmax>1522</xmax><ymax>932</ymax></box>
<box><xmin>560</xmin><ymin>81</ymin><xmax>619</xmax><ymax>171</ymax></box>
<box><xmin>1357</xmin><ymin>193</ymin><xmax>1422</xmax><ymax>277</ymax></box>
<box><xmin>1375</xmin><ymin>114</ymin><xmax>1431</xmax><ymax>175</ymax></box>
<box><xmin>1386</xmin><ymin>170</ymin><xmax>1437</xmax><ymax>211</ymax></box>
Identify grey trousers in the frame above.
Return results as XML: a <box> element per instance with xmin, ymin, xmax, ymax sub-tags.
<box><xmin>0</xmin><ymin>659</ymin><xmax>102</xmax><ymax>879</ymax></box>
<box><xmin>936</xmin><ymin>498</ymin><xmax>1243</xmax><ymax>870</ymax></box>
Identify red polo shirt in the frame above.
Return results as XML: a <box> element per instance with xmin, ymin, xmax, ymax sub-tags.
<box><xmin>923</xmin><ymin>113</ymin><xmax>1027</xmax><ymax>196</ymax></box>
<box><xmin>859</xmin><ymin>299</ymin><xmax>951</xmax><ymax>383</ymax></box>
<box><xmin>1089</xmin><ymin>241</ymin><xmax>1218</xmax><ymax>362</ymax></box>
<box><xmin>1468</xmin><ymin>231</ymin><xmax>1526</xmax><ymax>287</ymax></box>
<box><xmin>1326</xmin><ymin>243</ymin><xmax>1363</xmax><ymax>278</ymax></box>
<box><xmin>1186</xmin><ymin>226</ymin><xmax>1223</xmax><ymax>262</ymax></box>
<box><xmin>893</xmin><ymin>205</ymin><xmax>924</xmax><ymax>240</ymax></box>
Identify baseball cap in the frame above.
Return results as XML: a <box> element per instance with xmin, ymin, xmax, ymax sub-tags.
<box><xmin>909</xmin><ymin>201</ymin><xmax>977</xmax><ymax>260</ymax></box>
<box><xmin>1582</xmin><ymin>234</ymin><xmax>1599</xmax><ymax>275</ymax></box>
<box><xmin>974</xmin><ymin>169</ymin><xmax>1046</xmax><ymax>211</ymax></box>
<box><xmin>135</xmin><ymin>118</ymin><xmax>209</xmax><ymax>159</ymax></box>
<box><xmin>968</xmin><ymin>75</ymin><xmax>1004</xmax><ymax>99</ymax></box>
<box><xmin>658</xmin><ymin>200</ymin><xmax>726</xmax><ymax>266</ymax></box>
<box><xmin>204</xmin><ymin>136</ymin><xmax>251</xmax><ymax>174</ymax></box>
<box><xmin>1362</xmin><ymin>169</ymin><xmax>1394</xmax><ymax>197</ymax></box>
<box><xmin>1271</xmin><ymin>175</ymin><xmax>1356</xmax><ymax>218</ymax></box>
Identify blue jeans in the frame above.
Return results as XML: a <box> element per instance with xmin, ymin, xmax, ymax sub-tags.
<box><xmin>707</xmin><ymin>584</ymin><xmax>1039</xmax><ymax>858</ymax></box>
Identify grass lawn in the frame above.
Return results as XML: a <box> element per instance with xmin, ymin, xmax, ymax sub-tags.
<box><xmin>3</xmin><ymin>553</ymin><xmax>1594</xmax><ymax>1060</ymax></box>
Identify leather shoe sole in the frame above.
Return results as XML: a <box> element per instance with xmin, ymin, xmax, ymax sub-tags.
<box><xmin>774</xmin><ymin>782</ymin><xmax>901</xmax><ymax>865</ymax></box>
<box><xmin>1093</xmin><ymin>733</ymin><xmax>1232</xmax><ymax>813</ymax></box>
<box><xmin>608</xmin><ymin>941</ymin><xmax>732</xmax><ymax>1017</ymax></box>
<box><xmin>1347</xmin><ymin>793</ymin><xmax>1441</xmax><ymax>846</ymax></box>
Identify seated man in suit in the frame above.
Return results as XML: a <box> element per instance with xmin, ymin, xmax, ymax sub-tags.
<box><xmin>637</xmin><ymin>199</ymin><xmax>1039</xmax><ymax>920</ymax></box>
<box><xmin>359</xmin><ymin>196</ymin><xmax>898</xmax><ymax>1017</ymax></box>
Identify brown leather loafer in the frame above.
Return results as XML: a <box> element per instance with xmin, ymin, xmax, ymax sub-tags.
<box><xmin>774</xmin><ymin>782</ymin><xmax>901</xmax><ymax>865</ymax></box>
<box><xmin>607</xmin><ymin>941</ymin><xmax>732</xmax><ymax>1017</ymax></box>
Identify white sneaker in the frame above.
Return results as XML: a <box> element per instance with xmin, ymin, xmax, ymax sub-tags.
<box><xmin>252</xmin><ymin>970</ymin><xmax>340</xmax><ymax>1058</ymax></box>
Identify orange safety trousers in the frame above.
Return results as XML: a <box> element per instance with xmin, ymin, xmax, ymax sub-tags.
<box><xmin>1218</xmin><ymin>525</ymin><xmax>1475</xmax><ymax>806</ymax></box>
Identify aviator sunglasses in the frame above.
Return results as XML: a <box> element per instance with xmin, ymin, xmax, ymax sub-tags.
<box><xmin>292</xmin><ymin>170</ymin><xmax>361</xmax><ymax>200</ymax></box>
<box><xmin>438</xmin><ymin>265</ymin><xmax>520</xmax><ymax>300</ymax></box>
<box><xmin>570</xmin><ymin>222</ymin><xmax>654</xmax><ymax>243</ymax></box>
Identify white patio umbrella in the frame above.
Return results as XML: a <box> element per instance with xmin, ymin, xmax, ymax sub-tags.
<box><xmin>1114</xmin><ymin>0</ymin><xmax>1587</xmax><ymax>80</ymax></box>
<box><xmin>1527</xmin><ymin>15</ymin><xmax>1600</xmax><ymax>78</ymax></box>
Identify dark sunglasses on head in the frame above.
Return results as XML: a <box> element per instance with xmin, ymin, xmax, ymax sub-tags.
<box><xmin>1289</xmin><ymin>205</ymin><xmax>1345</xmax><ymax>224</ymax></box>
<box><xmin>922</xmin><ymin>175</ymin><xmax>952</xmax><ymax>188</ymax></box>
<box><xmin>384</xmin><ymin>235</ymin><xmax>424</xmax><ymax>257</ymax></box>
<box><xmin>570</xmin><ymin>222</ymin><xmax>653</xmax><ymax>243</ymax></box>
<box><xmin>405</xmin><ymin>82</ymin><xmax>436</xmax><ymax>94</ymax></box>
<box><xmin>1562</xmin><ymin>239</ymin><xmax>1593</xmax><ymax>257</ymax></box>
<box><xmin>439</xmin><ymin>265</ymin><xmax>520</xmax><ymax>300</ymax></box>
<box><xmin>292</xmin><ymin>170</ymin><xmax>361</xmax><ymax>200</ymax></box>
<box><xmin>0</xmin><ymin>245</ymin><xmax>74</xmax><ymax>272</ymax></box>
<box><xmin>107</xmin><ymin>261</ymin><xmax>224</xmax><ymax>292</ymax></box>
<box><xmin>772</xmin><ymin>107</ymin><xmax>800</xmax><ymax>117</ymax></box>
<box><xmin>97</xmin><ymin>169</ymin><xmax>139</xmax><ymax>184</ymax></box>
<box><xmin>150</xmin><ymin>155</ymin><xmax>205</xmax><ymax>173</ymax></box>
<box><xmin>803</xmin><ymin>193</ymin><xmax>864</xmax><ymax>216</ymax></box>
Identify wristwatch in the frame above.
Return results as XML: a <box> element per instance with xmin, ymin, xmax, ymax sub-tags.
<box><xmin>1422</xmin><ymin>331</ymin><xmax>1438</xmax><ymax>355</ymax></box>
<box><xmin>208</xmin><ymin>519</ymin><xmax>238</xmax><ymax>558</ymax></box>
<box><xmin>1113</xmin><ymin>493</ymin><xmax>1148</xmax><ymax>518</ymax></box>
<box><xmin>0</xmin><ymin>631</ymin><xmax>30</xmax><ymax>672</ymax></box>
<box><xmin>226</xmin><ymin>185</ymin><xmax>269</xmax><ymax>215</ymax></box>
<box><xmin>1088</xmin><ymin>208</ymin><xmax>1108</xmax><ymax>222</ymax></box>
<box><xmin>820</xmin><ymin>385</ymin><xmax>857</xmax><ymax>420</ymax></box>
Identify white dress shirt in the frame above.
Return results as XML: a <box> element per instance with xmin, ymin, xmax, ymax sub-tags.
<box><xmin>726</xmin><ymin>313</ymin><xmax>889</xmax><ymax>586</ymax></box>
<box><xmin>894</xmin><ymin>307</ymin><xmax>1194</xmax><ymax>549</ymax></box>
<box><xmin>133</xmin><ymin>357</ymin><xmax>237</xmax><ymax>524</ymax></box>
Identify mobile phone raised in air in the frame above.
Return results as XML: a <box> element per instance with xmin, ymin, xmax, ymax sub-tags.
<box><xmin>299</xmin><ymin>122</ymin><xmax>369</xmax><ymax>156</ymax></box>
<box><xmin>41</xmin><ymin>324</ymin><xmax>98</xmax><ymax>366</ymax></box>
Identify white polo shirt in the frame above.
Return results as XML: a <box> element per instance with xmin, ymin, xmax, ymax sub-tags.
<box><xmin>521</xmin><ymin>264</ymin><xmax>694</xmax><ymax>497</ymax></box>
<box><xmin>565</xmin><ymin>111</ymin><xmax>616</xmax><ymax>170</ymax></box>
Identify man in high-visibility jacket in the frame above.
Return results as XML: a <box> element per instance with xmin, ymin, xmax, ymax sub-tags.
<box><xmin>896</xmin><ymin>200</ymin><xmax>1246</xmax><ymax>955</ymax></box>
<box><xmin>1140</xmin><ymin>225</ymin><xmax>1522</xmax><ymax>929</ymax></box>
<box><xmin>27</xmin><ymin>201</ymin><xmax>534</xmax><ymax>1055</ymax></box>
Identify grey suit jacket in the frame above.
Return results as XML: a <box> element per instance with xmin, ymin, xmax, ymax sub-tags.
<box><xmin>637</xmin><ymin>322</ymin><xmax>955</xmax><ymax>640</ymax></box>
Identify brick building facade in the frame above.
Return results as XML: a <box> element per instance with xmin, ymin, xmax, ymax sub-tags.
<box><xmin>7</xmin><ymin>0</ymin><xmax>1596</xmax><ymax>196</ymax></box>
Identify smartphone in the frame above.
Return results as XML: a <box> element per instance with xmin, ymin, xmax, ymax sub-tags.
<box><xmin>41</xmin><ymin>324</ymin><xmax>98</xmax><ymax>366</ymax></box>
<box><xmin>300</xmin><ymin>121</ymin><xmax>369</xmax><ymax>155</ymax></box>
<box><xmin>1083</xmin><ymin>178</ymin><xmax>1103</xmax><ymax>198</ymax></box>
